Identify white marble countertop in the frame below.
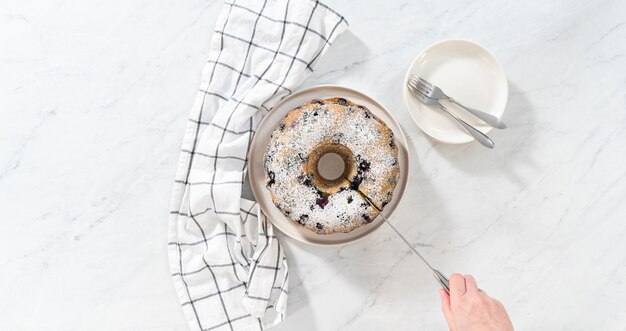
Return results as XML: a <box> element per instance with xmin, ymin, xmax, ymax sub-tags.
<box><xmin>2</xmin><ymin>0</ymin><xmax>626</xmax><ymax>330</ymax></box>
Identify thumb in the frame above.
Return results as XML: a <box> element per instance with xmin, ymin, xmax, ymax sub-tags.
<box><xmin>439</xmin><ymin>289</ymin><xmax>456</xmax><ymax>331</ymax></box>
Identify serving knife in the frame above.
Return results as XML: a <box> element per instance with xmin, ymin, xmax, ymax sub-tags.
<box><xmin>358</xmin><ymin>190</ymin><xmax>450</xmax><ymax>293</ymax></box>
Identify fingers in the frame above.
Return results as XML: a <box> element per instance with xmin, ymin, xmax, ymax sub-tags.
<box><xmin>439</xmin><ymin>289</ymin><xmax>456</xmax><ymax>331</ymax></box>
<box><xmin>449</xmin><ymin>273</ymin><xmax>466</xmax><ymax>297</ymax></box>
<box><xmin>464</xmin><ymin>274</ymin><xmax>479</xmax><ymax>293</ymax></box>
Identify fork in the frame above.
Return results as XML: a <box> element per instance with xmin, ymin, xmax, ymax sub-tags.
<box><xmin>407</xmin><ymin>78</ymin><xmax>495</xmax><ymax>149</ymax></box>
<box><xmin>412</xmin><ymin>75</ymin><xmax>506</xmax><ymax>129</ymax></box>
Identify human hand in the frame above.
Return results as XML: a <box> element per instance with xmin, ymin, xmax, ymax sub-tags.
<box><xmin>439</xmin><ymin>274</ymin><xmax>514</xmax><ymax>331</ymax></box>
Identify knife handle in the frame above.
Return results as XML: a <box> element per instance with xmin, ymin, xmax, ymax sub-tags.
<box><xmin>432</xmin><ymin>269</ymin><xmax>450</xmax><ymax>294</ymax></box>
<box><xmin>449</xmin><ymin>98</ymin><xmax>506</xmax><ymax>129</ymax></box>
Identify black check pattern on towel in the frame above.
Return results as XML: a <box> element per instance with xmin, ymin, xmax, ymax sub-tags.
<box><xmin>168</xmin><ymin>1</ymin><xmax>347</xmax><ymax>330</ymax></box>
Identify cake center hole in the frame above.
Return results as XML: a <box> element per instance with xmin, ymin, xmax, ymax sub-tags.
<box><xmin>317</xmin><ymin>152</ymin><xmax>345</xmax><ymax>180</ymax></box>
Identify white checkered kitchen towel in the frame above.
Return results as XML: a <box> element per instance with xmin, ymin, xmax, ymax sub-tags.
<box><xmin>168</xmin><ymin>1</ymin><xmax>348</xmax><ymax>330</ymax></box>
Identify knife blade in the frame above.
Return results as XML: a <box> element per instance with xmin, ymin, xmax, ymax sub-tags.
<box><xmin>357</xmin><ymin>189</ymin><xmax>450</xmax><ymax>293</ymax></box>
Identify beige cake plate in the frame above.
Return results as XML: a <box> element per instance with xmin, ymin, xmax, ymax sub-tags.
<box><xmin>248</xmin><ymin>85</ymin><xmax>409</xmax><ymax>246</ymax></box>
